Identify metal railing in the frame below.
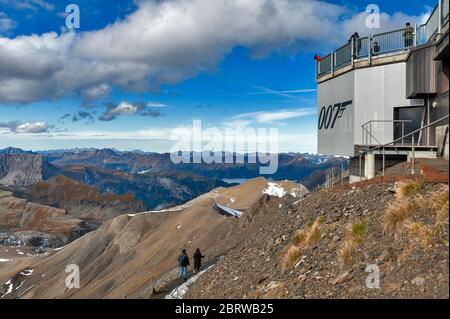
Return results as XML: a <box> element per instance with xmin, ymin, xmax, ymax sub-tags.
<box><xmin>334</xmin><ymin>42</ymin><xmax>352</xmax><ymax>68</ymax></box>
<box><xmin>357</xmin><ymin>115</ymin><xmax>449</xmax><ymax>179</ymax></box>
<box><xmin>318</xmin><ymin>159</ymin><xmax>351</xmax><ymax>189</ymax></box>
<box><xmin>357</xmin><ymin>37</ymin><xmax>370</xmax><ymax>58</ymax></box>
<box><xmin>416</xmin><ymin>24</ymin><xmax>427</xmax><ymax>45</ymax></box>
<box><xmin>424</xmin><ymin>5</ymin><xmax>439</xmax><ymax>43</ymax></box>
<box><xmin>316</xmin><ymin>0</ymin><xmax>449</xmax><ymax>79</ymax></box>
<box><xmin>372</xmin><ymin>28</ymin><xmax>414</xmax><ymax>55</ymax></box>
<box><xmin>443</xmin><ymin>0</ymin><xmax>450</xmax><ymax>24</ymax></box>
<box><xmin>317</xmin><ymin>53</ymin><xmax>332</xmax><ymax>77</ymax></box>
<box><xmin>316</xmin><ymin>115</ymin><xmax>448</xmax><ymax>189</ymax></box>
<box><xmin>361</xmin><ymin>120</ymin><xmax>412</xmax><ymax>146</ymax></box>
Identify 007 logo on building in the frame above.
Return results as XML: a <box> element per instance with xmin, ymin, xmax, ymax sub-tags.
<box><xmin>318</xmin><ymin>100</ymin><xmax>352</xmax><ymax>130</ymax></box>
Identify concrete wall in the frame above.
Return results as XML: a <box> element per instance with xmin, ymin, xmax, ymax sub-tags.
<box><xmin>354</xmin><ymin>63</ymin><xmax>418</xmax><ymax>146</ymax></box>
<box><xmin>317</xmin><ymin>71</ymin><xmax>355</xmax><ymax>156</ymax></box>
<box><xmin>318</xmin><ymin>62</ymin><xmax>420</xmax><ymax>156</ymax></box>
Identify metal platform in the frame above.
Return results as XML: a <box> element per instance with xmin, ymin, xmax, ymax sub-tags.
<box><xmin>357</xmin><ymin>144</ymin><xmax>439</xmax><ymax>155</ymax></box>
<box><xmin>213</xmin><ymin>203</ymin><xmax>243</xmax><ymax>219</ymax></box>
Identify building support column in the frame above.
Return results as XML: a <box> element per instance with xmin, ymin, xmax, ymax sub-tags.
<box><xmin>364</xmin><ymin>153</ymin><xmax>375</xmax><ymax>180</ymax></box>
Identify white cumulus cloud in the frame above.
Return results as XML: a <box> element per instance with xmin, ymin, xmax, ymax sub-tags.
<box><xmin>0</xmin><ymin>0</ymin><xmax>431</xmax><ymax>105</ymax></box>
<box><xmin>0</xmin><ymin>120</ymin><xmax>49</xmax><ymax>133</ymax></box>
<box><xmin>231</xmin><ymin>108</ymin><xmax>316</xmax><ymax>125</ymax></box>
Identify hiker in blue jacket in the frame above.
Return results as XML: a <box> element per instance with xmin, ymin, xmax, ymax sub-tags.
<box><xmin>178</xmin><ymin>249</ymin><xmax>190</xmax><ymax>281</ymax></box>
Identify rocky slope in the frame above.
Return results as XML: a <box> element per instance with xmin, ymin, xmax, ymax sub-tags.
<box><xmin>0</xmin><ymin>178</ymin><xmax>308</xmax><ymax>299</ymax></box>
<box><xmin>0</xmin><ymin>153</ymin><xmax>60</xmax><ymax>187</ymax></box>
<box><xmin>0</xmin><ymin>150</ymin><xmax>231</xmax><ymax>211</ymax></box>
<box><xmin>61</xmin><ymin>165</ymin><xmax>230</xmax><ymax>210</ymax></box>
<box><xmin>186</xmin><ymin>181</ymin><xmax>449</xmax><ymax>299</ymax></box>
<box><xmin>28</xmin><ymin>175</ymin><xmax>145</xmax><ymax>221</ymax></box>
<box><xmin>0</xmin><ymin>190</ymin><xmax>95</xmax><ymax>246</ymax></box>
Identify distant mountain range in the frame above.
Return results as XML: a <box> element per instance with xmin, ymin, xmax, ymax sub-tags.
<box><xmin>0</xmin><ymin>147</ymin><xmax>343</xmax><ymax>212</ymax></box>
<box><xmin>0</xmin><ymin>150</ymin><xmax>229</xmax><ymax>211</ymax></box>
<box><xmin>35</xmin><ymin>148</ymin><xmax>341</xmax><ymax>188</ymax></box>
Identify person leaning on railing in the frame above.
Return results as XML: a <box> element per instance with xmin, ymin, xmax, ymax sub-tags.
<box><xmin>403</xmin><ymin>22</ymin><xmax>414</xmax><ymax>48</ymax></box>
<box><xmin>349</xmin><ymin>32</ymin><xmax>362</xmax><ymax>58</ymax></box>
<box><xmin>373</xmin><ymin>41</ymin><xmax>380</xmax><ymax>55</ymax></box>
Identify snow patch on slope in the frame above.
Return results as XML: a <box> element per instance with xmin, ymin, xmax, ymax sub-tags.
<box><xmin>263</xmin><ymin>182</ymin><xmax>286</xmax><ymax>198</ymax></box>
<box><xmin>165</xmin><ymin>265</ymin><xmax>214</xmax><ymax>299</ymax></box>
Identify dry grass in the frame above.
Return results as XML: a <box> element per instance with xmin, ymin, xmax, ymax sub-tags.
<box><xmin>291</xmin><ymin>229</ymin><xmax>307</xmax><ymax>247</ymax></box>
<box><xmin>282</xmin><ymin>246</ymin><xmax>301</xmax><ymax>269</ymax></box>
<box><xmin>282</xmin><ymin>218</ymin><xmax>322</xmax><ymax>268</ymax></box>
<box><xmin>404</xmin><ymin>221</ymin><xmax>433</xmax><ymax>249</ymax></box>
<box><xmin>382</xmin><ymin>198</ymin><xmax>414</xmax><ymax>236</ymax></box>
<box><xmin>338</xmin><ymin>220</ymin><xmax>368</xmax><ymax>267</ymax></box>
<box><xmin>395</xmin><ymin>179</ymin><xmax>425</xmax><ymax>198</ymax></box>
<box><xmin>383</xmin><ymin>182</ymin><xmax>448</xmax><ymax>248</ymax></box>
<box><xmin>305</xmin><ymin>219</ymin><xmax>322</xmax><ymax>245</ymax></box>
<box><xmin>338</xmin><ymin>239</ymin><xmax>357</xmax><ymax>266</ymax></box>
<box><xmin>431</xmin><ymin>186</ymin><xmax>449</xmax><ymax>223</ymax></box>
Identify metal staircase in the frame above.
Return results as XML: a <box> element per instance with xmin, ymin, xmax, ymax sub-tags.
<box><xmin>356</xmin><ymin>115</ymin><xmax>449</xmax><ymax>178</ymax></box>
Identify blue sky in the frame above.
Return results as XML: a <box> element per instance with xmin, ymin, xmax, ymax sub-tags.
<box><xmin>0</xmin><ymin>0</ymin><xmax>436</xmax><ymax>153</ymax></box>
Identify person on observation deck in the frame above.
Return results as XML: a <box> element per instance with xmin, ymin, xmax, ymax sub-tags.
<box><xmin>403</xmin><ymin>22</ymin><xmax>415</xmax><ymax>48</ymax></box>
<box><xmin>349</xmin><ymin>32</ymin><xmax>361</xmax><ymax>58</ymax></box>
<box><xmin>373</xmin><ymin>41</ymin><xmax>381</xmax><ymax>55</ymax></box>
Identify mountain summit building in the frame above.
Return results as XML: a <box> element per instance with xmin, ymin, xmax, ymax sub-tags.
<box><xmin>316</xmin><ymin>0</ymin><xmax>449</xmax><ymax>182</ymax></box>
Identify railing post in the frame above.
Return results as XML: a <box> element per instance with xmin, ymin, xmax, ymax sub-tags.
<box><xmin>411</xmin><ymin>135</ymin><xmax>415</xmax><ymax>175</ymax></box>
<box><xmin>331</xmin><ymin>51</ymin><xmax>335</xmax><ymax>76</ymax></box>
<box><xmin>316</xmin><ymin>59</ymin><xmax>319</xmax><ymax>80</ymax></box>
<box><xmin>351</xmin><ymin>37</ymin><xmax>355</xmax><ymax>67</ymax></box>
<box><xmin>359</xmin><ymin>153</ymin><xmax>362</xmax><ymax>181</ymax></box>
<box><xmin>331</xmin><ymin>166</ymin><xmax>334</xmax><ymax>188</ymax></box>
<box><xmin>368</xmin><ymin>34</ymin><xmax>372</xmax><ymax>65</ymax></box>
<box><xmin>382</xmin><ymin>147</ymin><xmax>385</xmax><ymax>177</ymax></box>
<box><xmin>341</xmin><ymin>162</ymin><xmax>344</xmax><ymax>185</ymax></box>
<box><xmin>362</xmin><ymin>126</ymin><xmax>364</xmax><ymax>145</ymax></box>
<box><xmin>402</xmin><ymin>122</ymin><xmax>405</xmax><ymax>146</ymax></box>
<box><xmin>414</xmin><ymin>24</ymin><xmax>418</xmax><ymax>46</ymax></box>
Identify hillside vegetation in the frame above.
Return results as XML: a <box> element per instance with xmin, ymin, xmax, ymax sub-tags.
<box><xmin>187</xmin><ymin>180</ymin><xmax>449</xmax><ymax>299</ymax></box>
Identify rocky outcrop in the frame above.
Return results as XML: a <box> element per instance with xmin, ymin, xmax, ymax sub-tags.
<box><xmin>0</xmin><ymin>153</ymin><xmax>59</xmax><ymax>187</ymax></box>
<box><xmin>0</xmin><ymin>149</ymin><xmax>230</xmax><ymax>211</ymax></box>
<box><xmin>29</xmin><ymin>175</ymin><xmax>146</xmax><ymax>221</ymax></box>
<box><xmin>61</xmin><ymin>165</ymin><xmax>230</xmax><ymax>210</ymax></box>
<box><xmin>0</xmin><ymin>230</ymin><xmax>64</xmax><ymax>251</ymax></box>
<box><xmin>0</xmin><ymin>190</ymin><xmax>94</xmax><ymax>244</ymax></box>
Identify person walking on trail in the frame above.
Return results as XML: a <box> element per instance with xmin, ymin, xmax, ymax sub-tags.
<box><xmin>193</xmin><ymin>248</ymin><xmax>205</xmax><ymax>274</ymax></box>
<box><xmin>178</xmin><ymin>249</ymin><xmax>190</xmax><ymax>281</ymax></box>
<box><xmin>403</xmin><ymin>22</ymin><xmax>414</xmax><ymax>48</ymax></box>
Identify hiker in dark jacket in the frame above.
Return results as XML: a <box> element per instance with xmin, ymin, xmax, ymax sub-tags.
<box><xmin>178</xmin><ymin>249</ymin><xmax>190</xmax><ymax>281</ymax></box>
<box><xmin>193</xmin><ymin>248</ymin><xmax>205</xmax><ymax>273</ymax></box>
